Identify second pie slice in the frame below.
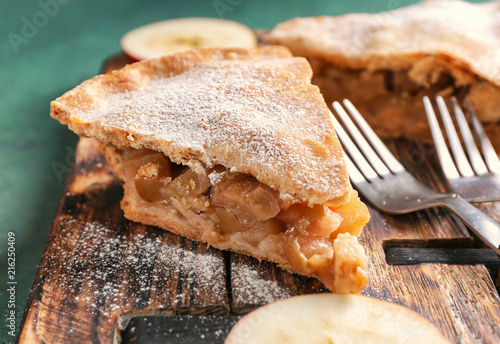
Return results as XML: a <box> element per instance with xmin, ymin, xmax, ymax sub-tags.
<box><xmin>50</xmin><ymin>46</ymin><xmax>370</xmax><ymax>293</ymax></box>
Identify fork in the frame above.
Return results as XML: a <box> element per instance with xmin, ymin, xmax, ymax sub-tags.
<box><xmin>330</xmin><ymin>99</ymin><xmax>500</xmax><ymax>255</ymax></box>
<box><xmin>423</xmin><ymin>96</ymin><xmax>500</xmax><ymax>202</ymax></box>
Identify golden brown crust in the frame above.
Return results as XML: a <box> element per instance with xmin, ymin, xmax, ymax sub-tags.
<box><xmin>51</xmin><ymin>46</ymin><xmax>351</xmax><ymax>206</ymax></box>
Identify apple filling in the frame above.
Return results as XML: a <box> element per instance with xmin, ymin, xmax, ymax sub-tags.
<box><xmin>309</xmin><ymin>57</ymin><xmax>500</xmax><ymax>146</ymax></box>
<box><xmin>103</xmin><ymin>145</ymin><xmax>369</xmax><ymax>293</ymax></box>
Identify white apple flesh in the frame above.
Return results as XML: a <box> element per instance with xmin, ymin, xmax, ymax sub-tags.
<box><xmin>121</xmin><ymin>17</ymin><xmax>257</xmax><ymax>61</ymax></box>
<box><xmin>225</xmin><ymin>293</ymin><xmax>450</xmax><ymax>344</ymax></box>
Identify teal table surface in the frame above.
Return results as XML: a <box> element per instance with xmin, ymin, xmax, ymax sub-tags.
<box><xmin>5</xmin><ymin>0</ymin><xmax>484</xmax><ymax>340</ymax></box>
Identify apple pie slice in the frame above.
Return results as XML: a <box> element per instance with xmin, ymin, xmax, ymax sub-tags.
<box><xmin>266</xmin><ymin>0</ymin><xmax>500</xmax><ymax>147</ymax></box>
<box><xmin>50</xmin><ymin>46</ymin><xmax>370</xmax><ymax>293</ymax></box>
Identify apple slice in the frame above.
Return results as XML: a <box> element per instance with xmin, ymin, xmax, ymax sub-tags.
<box><xmin>121</xmin><ymin>17</ymin><xmax>257</xmax><ymax>61</ymax></box>
<box><xmin>225</xmin><ymin>293</ymin><xmax>450</xmax><ymax>344</ymax></box>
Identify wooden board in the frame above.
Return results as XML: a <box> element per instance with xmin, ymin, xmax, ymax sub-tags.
<box><xmin>17</xmin><ymin>55</ymin><xmax>500</xmax><ymax>344</ymax></box>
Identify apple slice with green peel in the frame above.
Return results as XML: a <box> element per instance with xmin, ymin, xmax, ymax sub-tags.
<box><xmin>225</xmin><ymin>293</ymin><xmax>450</xmax><ymax>344</ymax></box>
<box><xmin>121</xmin><ymin>17</ymin><xmax>257</xmax><ymax>61</ymax></box>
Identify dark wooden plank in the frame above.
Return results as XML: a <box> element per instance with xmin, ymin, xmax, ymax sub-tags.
<box><xmin>121</xmin><ymin>315</ymin><xmax>241</xmax><ymax>344</ymax></box>
<box><xmin>17</xmin><ymin>139</ymin><xmax>229</xmax><ymax>344</ymax></box>
<box><xmin>386</xmin><ymin>247</ymin><xmax>500</xmax><ymax>266</ymax></box>
<box><xmin>386</xmin><ymin>247</ymin><xmax>500</xmax><ymax>280</ymax></box>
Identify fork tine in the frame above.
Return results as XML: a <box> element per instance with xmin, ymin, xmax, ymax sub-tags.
<box><xmin>436</xmin><ymin>96</ymin><xmax>474</xmax><ymax>177</ymax></box>
<box><xmin>465</xmin><ymin>99</ymin><xmax>500</xmax><ymax>174</ymax></box>
<box><xmin>423</xmin><ymin>96</ymin><xmax>460</xmax><ymax>179</ymax></box>
<box><xmin>328</xmin><ymin>108</ymin><xmax>378</xmax><ymax>180</ymax></box>
<box><xmin>342</xmin><ymin>99</ymin><xmax>404</xmax><ymax>173</ymax></box>
<box><xmin>333</xmin><ymin>101</ymin><xmax>390</xmax><ymax>176</ymax></box>
<box><xmin>344</xmin><ymin>154</ymin><xmax>366</xmax><ymax>183</ymax></box>
<box><xmin>450</xmin><ymin>97</ymin><xmax>488</xmax><ymax>175</ymax></box>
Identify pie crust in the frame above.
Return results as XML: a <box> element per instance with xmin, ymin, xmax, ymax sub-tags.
<box><xmin>51</xmin><ymin>46</ymin><xmax>370</xmax><ymax>293</ymax></box>
<box><xmin>266</xmin><ymin>0</ymin><xmax>500</xmax><ymax>147</ymax></box>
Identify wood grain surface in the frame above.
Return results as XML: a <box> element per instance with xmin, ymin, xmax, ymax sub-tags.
<box><xmin>16</xmin><ymin>55</ymin><xmax>500</xmax><ymax>344</ymax></box>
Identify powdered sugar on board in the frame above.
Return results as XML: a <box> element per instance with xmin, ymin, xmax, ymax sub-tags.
<box><xmin>38</xmin><ymin>218</ymin><xmax>227</xmax><ymax>320</ymax></box>
<box><xmin>66</xmin><ymin>53</ymin><xmax>350</xmax><ymax>204</ymax></box>
<box><xmin>231</xmin><ymin>263</ymin><xmax>293</xmax><ymax>305</ymax></box>
<box><xmin>38</xmin><ymin>217</ymin><xmax>294</xmax><ymax>323</ymax></box>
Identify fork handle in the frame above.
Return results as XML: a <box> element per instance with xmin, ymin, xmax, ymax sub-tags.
<box><xmin>435</xmin><ymin>195</ymin><xmax>500</xmax><ymax>255</ymax></box>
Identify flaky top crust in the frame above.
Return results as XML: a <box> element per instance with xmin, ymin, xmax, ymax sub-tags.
<box><xmin>266</xmin><ymin>0</ymin><xmax>500</xmax><ymax>86</ymax></box>
<box><xmin>51</xmin><ymin>46</ymin><xmax>351</xmax><ymax>206</ymax></box>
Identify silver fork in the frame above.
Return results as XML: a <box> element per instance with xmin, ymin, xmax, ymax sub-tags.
<box><xmin>330</xmin><ymin>99</ymin><xmax>500</xmax><ymax>255</ymax></box>
<box><xmin>423</xmin><ymin>96</ymin><xmax>500</xmax><ymax>202</ymax></box>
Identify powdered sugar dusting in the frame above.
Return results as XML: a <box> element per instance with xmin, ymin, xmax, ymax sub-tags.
<box><xmin>37</xmin><ymin>216</ymin><xmax>296</xmax><ymax>327</ymax></box>
<box><xmin>232</xmin><ymin>264</ymin><xmax>293</xmax><ymax>304</ymax></box>
<box><xmin>208</xmin><ymin>169</ymin><xmax>226</xmax><ymax>185</ymax></box>
<box><xmin>40</xmin><ymin>217</ymin><xmax>226</xmax><ymax>322</ymax></box>
<box><xmin>153</xmin><ymin>238</ymin><xmax>226</xmax><ymax>303</ymax></box>
<box><xmin>71</xmin><ymin>54</ymin><xmax>349</xmax><ymax>203</ymax></box>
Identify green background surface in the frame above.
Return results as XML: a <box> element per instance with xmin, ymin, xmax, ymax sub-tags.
<box><xmin>2</xmin><ymin>0</ymin><xmax>487</xmax><ymax>341</ymax></box>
